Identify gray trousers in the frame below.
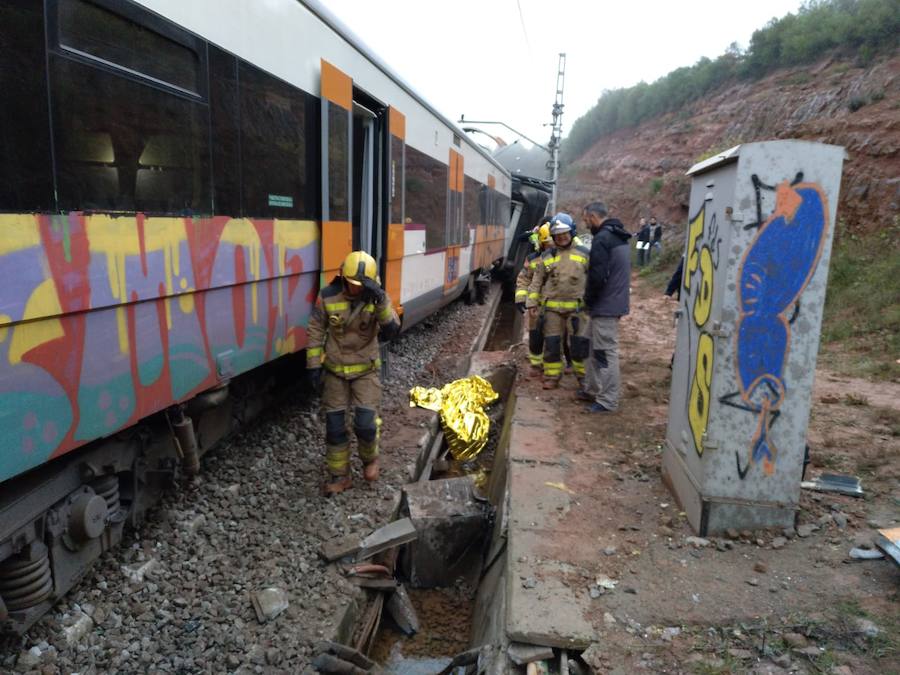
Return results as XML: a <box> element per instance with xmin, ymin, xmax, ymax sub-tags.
<box><xmin>584</xmin><ymin>316</ymin><xmax>620</xmax><ymax>410</ymax></box>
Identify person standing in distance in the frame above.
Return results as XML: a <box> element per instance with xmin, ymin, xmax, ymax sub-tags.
<box><xmin>306</xmin><ymin>251</ymin><xmax>400</xmax><ymax>495</ymax></box>
<box><xmin>581</xmin><ymin>202</ymin><xmax>631</xmax><ymax>412</ymax></box>
<box><xmin>635</xmin><ymin>217</ymin><xmax>651</xmax><ymax>267</ymax></box>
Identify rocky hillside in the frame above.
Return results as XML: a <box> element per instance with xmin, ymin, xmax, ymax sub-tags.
<box><xmin>558</xmin><ymin>51</ymin><xmax>900</xmax><ymax>235</ymax></box>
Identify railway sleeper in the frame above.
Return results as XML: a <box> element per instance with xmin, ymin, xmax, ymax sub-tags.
<box><xmin>0</xmin><ymin>352</ymin><xmax>304</xmax><ymax>635</ymax></box>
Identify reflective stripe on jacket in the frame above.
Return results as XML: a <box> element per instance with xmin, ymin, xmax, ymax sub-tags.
<box><xmin>525</xmin><ymin>244</ymin><xmax>589</xmax><ymax>309</ymax></box>
<box><xmin>306</xmin><ymin>280</ymin><xmax>399</xmax><ymax>377</ymax></box>
<box><xmin>514</xmin><ymin>251</ymin><xmax>542</xmax><ymax>302</ymax></box>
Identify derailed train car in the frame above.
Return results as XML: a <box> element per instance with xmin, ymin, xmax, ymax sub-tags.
<box><xmin>0</xmin><ymin>0</ymin><xmax>531</xmax><ymax>634</ymax></box>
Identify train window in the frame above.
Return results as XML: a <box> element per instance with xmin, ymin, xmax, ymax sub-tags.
<box><xmin>464</xmin><ymin>176</ymin><xmax>483</xmax><ymax>243</ymax></box>
<box><xmin>405</xmin><ymin>146</ymin><xmax>448</xmax><ymax>251</ymax></box>
<box><xmin>0</xmin><ymin>2</ymin><xmax>55</xmax><ymax>212</ymax></box>
<box><xmin>240</xmin><ymin>62</ymin><xmax>315</xmax><ymax>219</ymax></box>
<box><xmin>51</xmin><ymin>56</ymin><xmax>211</xmax><ymax>214</ymax></box>
<box><xmin>499</xmin><ymin>194</ymin><xmax>511</xmax><ymax>226</ymax></box>
<box><xmin>328</xmin><ymin>105</ymin><xmax>350</xmax><ymax>222</ymax></box>
<box><xmin>57</xmin><ymin>0</ymin><xmax>201</xmax><ymax>94</ymax></box>
<box><xmin>209</xmin><ymin>47</ymin><xmax>240</xmax><ymax>217</ymax></box>
<box><xmin>479</xmin><ymin>183</ymin><xmax>491</xmax><ymax>227</ymax></box>
<box><xmin>390</xmin><ymin>135</ymin><xmax>404</xmax><ymax>225</ymax></box>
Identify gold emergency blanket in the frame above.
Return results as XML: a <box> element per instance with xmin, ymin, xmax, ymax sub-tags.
<box><xmin>409</xmin><ymin>375</ymin><xmax>499</xmax><ymax>461</ymax></box>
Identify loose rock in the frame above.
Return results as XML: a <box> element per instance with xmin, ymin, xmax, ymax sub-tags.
<box><xmin>796</xmin><ymin>524</ymin><xmax>817</xmax><ymax>538</ymax></box>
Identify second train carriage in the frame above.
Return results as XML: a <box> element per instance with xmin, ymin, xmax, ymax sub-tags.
<box><xmin>0</xmin><ymin>0</ymin><xmax>525</xmax><ymax>633</ymax></box>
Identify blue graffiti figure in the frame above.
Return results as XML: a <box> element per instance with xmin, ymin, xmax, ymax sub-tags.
<box><xmin>729</xmin><ymin>179</ymin><xmax>828</xmax><ymax>477</ymax></box>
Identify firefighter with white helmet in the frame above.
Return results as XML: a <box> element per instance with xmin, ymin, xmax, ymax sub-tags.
<box><xmin>306</xmin><ymin>251</ymin><xmax>400</xmax><ymax>494</ymax></box>
<box><xmin>515</xmin><ymin>218</ymin><xmax>553</xmax><ymax>374</ymax></box>
<box><xmin>526</xmin><ymin>213</ymin><xmax>590</xmax><ymax>389</ymax></box>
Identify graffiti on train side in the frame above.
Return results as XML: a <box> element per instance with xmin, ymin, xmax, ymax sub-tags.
<box><xmin>0</xmin><ymin>214</ymin><xmax>319</xmax><ymax>482</ymax></box>
<box><xmin>720</xmin><ymin>175</ymin><xmax>829</xmax><ymax>479</ymax></box>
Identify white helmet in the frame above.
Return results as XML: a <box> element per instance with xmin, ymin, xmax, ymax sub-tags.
<box><xmin>549</xmin><ymin>212</ymin><xmax>574</xmax><ymax>236</ymax></box>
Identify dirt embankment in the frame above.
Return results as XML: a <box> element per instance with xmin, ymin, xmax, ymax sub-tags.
<box><xmin>558</xmin><ymin>52</ymin><xmax>900</xmax><ymax>235</ymax></box>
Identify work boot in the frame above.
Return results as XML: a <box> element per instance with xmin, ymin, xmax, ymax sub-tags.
<box><xmin>574</xmin><ymin>389</ymin><xmax>593</xmax><ymax>402</ymax></box>
<box><xmin>363</xmin><ymin>459</ymin><xmax>380</xmax><ymax>482</ymax></box>
<box><xmin>529</xmin><ymin>364</ymin><xmax>543</xmax><ymax>379</ymax></box>
<box><xmin>323</xmin><ymin>474</ymin><xmax>352</xmax><ymax>496</ymax></box>
<box><xmin>542</xmin><ymin>379</ymin><xmax>559</xmax><ymax>390</ymax></box>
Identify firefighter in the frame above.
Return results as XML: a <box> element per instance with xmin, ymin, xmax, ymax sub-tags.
<box><xmin>516</xmin><ymin>219</ymin><xmax>552</xmax><ymax>375</ymax></box>
<box><xmin>526</xmin><ymin>213</ymin><xmax>590</xmax><ymax>389</ymax></box>
<box><xmin>306</xmin><ymin>251</ymin><xmax>400</xmax><ymax>495</ymax></box>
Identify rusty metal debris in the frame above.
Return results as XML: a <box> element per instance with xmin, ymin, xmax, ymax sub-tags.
<box><xmin>874</xmin><ymin>527</ymin><xmax>900</xmax><ymax>567</ymax></box>
<box><xmin>311</xmin><ymin>640</ymin><xmax>375</xmax><ymax>674</ymax></box>
<box><xmin>800</xmin><ymin>473</ymin><xmax>863</xmax><ymax>497</ymax></box>
<box><xmin>410</xmin><ymin>375</ymin><xmax>499</xmax><ymax>461</ymax></box>
<box><xmin>385</xmin><ymin>584</ymin><xmax>419</xmax><ymax>636</ymax></box>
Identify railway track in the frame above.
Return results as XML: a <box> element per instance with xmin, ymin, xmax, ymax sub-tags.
<box><xmin>1</xmin><ymin>288</ymin><xmax>503</xmax><ymax>673</ymax></box>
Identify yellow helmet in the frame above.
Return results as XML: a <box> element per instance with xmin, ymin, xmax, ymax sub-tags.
<box><xmin>538</xmin><ymin>223</ymin><xmax>551</xmax><ymax>245</ymax></box>
<box><xmin>341</xmin><ymin>250</ymin><xmax>378</xmax><ymax>286</ymax></box>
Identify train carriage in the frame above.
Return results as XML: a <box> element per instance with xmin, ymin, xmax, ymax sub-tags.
<box><xmin>0</xmin><ymin>0</ymin><xmax>514</xmax><ymax>633</ymax></box>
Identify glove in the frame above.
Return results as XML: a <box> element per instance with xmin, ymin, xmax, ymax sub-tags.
<box><xmin>515</xmin><ymin>302</ymin><xmax>526</xmax><ymax>314</ymax></box>
<box><xmin>308</xmin><ymin>367</ymin><xmax>323</xmax><ymax>395</ymax></box>
<box><xmin>361</xmin><ymin>277</ymin><xmax>386</xmax><ymax>304</ymax></box>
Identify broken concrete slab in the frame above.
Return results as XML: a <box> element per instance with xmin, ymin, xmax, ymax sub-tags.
<box><xmin>356</xmin><ymin>517</ymin><xmax>418</xmax><ymax>561</ymax></box>
<box><xmin>251</xmin><ymin>587</ymin><xmax>289</xmax><ymax>623</ymax></box>
<box><xmin>506</xmin><ymin>520</ymin><xmax>594</xmax><ymax>650</ymax></box>
<box><xmin>315</xmin><ymin>641</ymin><xmax>375</xmax><ymax>671</ymax></box>
<box><xmin>508</xmin><ymin>642</ymin><xmax>554</xmax><ymax>665</ymax></box>
<box><xmin>402</xmin><ymin>477</ymin><xmax>488</xmax><ymax>587</ymax></box>
<box><xmin>319</xmin><ymin>534</ymin><xmax>363</xmax><ymax>562</ymax></box>
<box><xmin>385</xmin><ymin>584</ymin><xmax>419</xmax><ymax>636</ymax></box>
<box><xmin>501</xmin><ymin>395</ymin><xmax>597</xmax><ymax>651</ymax></box>
<box><xmin>310</xmin><ymin>653</ymin><xmax>369</xmax><ymax>674</ymax></box>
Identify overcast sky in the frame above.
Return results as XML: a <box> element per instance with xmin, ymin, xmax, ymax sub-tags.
<box><xmin>326</xmin><ymin>0</ymin><xmax>805</xmax><ymax>148</ymax></box>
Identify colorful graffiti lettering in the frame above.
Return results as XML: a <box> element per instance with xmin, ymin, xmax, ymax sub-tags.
<box><xmin>720</xmin><ymin>179</ymin><xmax>829</xmax><ymax>478</ymax></box>
<box><xmin>0</xmin><ymin>214</ymin><xmax>319</xmax><ymax>484</ymax></box>
<box><xmin>683</xmin><ymin>204</ymin><xmax>720</xmax><ymax>455</ymax></box>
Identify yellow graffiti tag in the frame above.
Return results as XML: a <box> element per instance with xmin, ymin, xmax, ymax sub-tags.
<box><xmin>273</xmin><ymin>219</ymin><xmax>317</xmax><ymax>315</ymax></box>
<box><xmin>0</xmin><ymin>214</ymin><xmax>42</xmax><ymax>255</ymax></box>
<box><xmin>8</xmin><ymin>279</ymin><xmax>64</xmax><ymax>365</ymax></box>
<box><xmin>693</xmin><ymin>246</ymin><xmax>714</xmax><ymax>327</ymax></box>
<box><xmin>114</xmin><ymin>306</ymin><xmax>129</xmax><ymax>355</ymax></box>
<box><xmin>688</xmin><ymin>332</ymin><xmax>714</xmax><ymax>453</ymax></box>
<box><xmin>684</xmin><ymin>207</ymin><xmax>705</xmax><ymax>291</ymax></box>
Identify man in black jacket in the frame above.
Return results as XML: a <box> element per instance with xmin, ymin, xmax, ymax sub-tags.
<box><xmin>636</xmin><ymin>218</ymin><xmax>651</xmax><ymax>267</ymax></box>
<box><xmin>580</xmin><ymin>202</ymin><xmax>631</xmax><ymax>412</ymax></box>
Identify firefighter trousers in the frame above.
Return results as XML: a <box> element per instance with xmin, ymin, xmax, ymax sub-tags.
<box><xmin>542</xmin><ymin>309</ymin><xmax>589</xmax><ymax>380</ymax></box>
<box><xmin>527</xmin><ymin>310</ymin><xmax>545</xmax><ymax>368</ymax></box>
<box><xmin>321</xmin><ymin>370</ymin><xmax>382</xmax><ymax>476</ymax></box>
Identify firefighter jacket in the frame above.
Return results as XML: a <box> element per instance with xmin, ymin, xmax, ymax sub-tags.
<box><xmin>306</xmin><ymin>279</ymin><xmax>399</xmax><ymax>378</ymax></box>
<box><xmin>526</xmin><ymin>243</ymin><xmax>589</xmax><ymax>311</ymax></box>
<box><xmin>514</xmin><ymin>251</ymin><xmax>542</xmax><ymax>303</ymax></box>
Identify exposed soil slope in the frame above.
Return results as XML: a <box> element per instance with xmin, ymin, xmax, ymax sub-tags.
<box><xmin>559</xmin><ymin>52</ymin><xmax>900</xmax><ymax>235</ymax></box>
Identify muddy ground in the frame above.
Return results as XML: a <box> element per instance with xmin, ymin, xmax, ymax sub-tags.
<box><xmin>512</xmin><ymin>274</ymin><xmax>899</xmax><ymax>674</ymax></box>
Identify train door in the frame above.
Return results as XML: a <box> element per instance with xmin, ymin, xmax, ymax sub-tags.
<box><xmin>320</xmin><ymin>60</ymin><xmax>353</xmax><ymax>281</ymax></box>
<box><xmin>350</xmin><ymin>89</ymin><xmax>388</xmax><ymax>267</ymax></box>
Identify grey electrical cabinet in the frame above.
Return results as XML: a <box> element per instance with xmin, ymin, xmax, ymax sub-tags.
<box><xmin>663</xmin><ymin>140</ymin><xmax>845</xmax><ymax>535</ymax></box>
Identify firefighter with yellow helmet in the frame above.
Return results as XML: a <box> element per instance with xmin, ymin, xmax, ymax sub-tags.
<box><xmin>306</xmin><ymin>251</ymin><xmax>400</xmax><ymax>495</ymax></box>
<box><xmin>515</xmin><ymin>217</ymin><xmax>553</xmax><ymax>375</ymax></box>
<box><xmin>526</xmin><ymin>213</ymin><xmax>590</xmax><ymax>389</ymax></box>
